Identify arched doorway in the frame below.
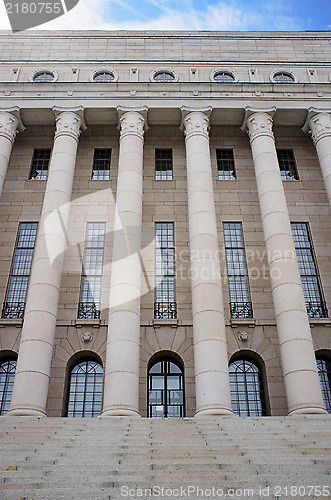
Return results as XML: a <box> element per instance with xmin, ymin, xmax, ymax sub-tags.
<box><xmin>229</xmin><ymin>356</ymin><xmax>267</xmax><ymax>416</ymax></box>
<box><xmin>148</xmin><ymin>357</ymin><xmax>185</xmax><ymax>418</ymax></box>
<box><xmin>66</xmin><ymin>358</ymin><xmax>103</xmax><ymax>417</ymax></box>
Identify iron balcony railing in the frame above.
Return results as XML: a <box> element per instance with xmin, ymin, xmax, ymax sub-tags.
<box><xmin>154</xmin><ymin>302</ymin><xmax>177</xmax><ymax>320</ymax></box>
<box><xmin>78</xmin><ymin>302</ymin><xmax>100</xmax><ymax>319</ymax></box>
<box><xmin>306</xmin><ymin>301</ymin><xmax>328</xmax><ymax>319</ymax></box>
<box><xmin>230</xmin><ymin>301</ymin><xmax>253</xmax><ymax>319</ymax></box>
<box><xmin>1</xmin><ymin>301</ymin><xmax>25</xmax><ymax>319</ymax></box>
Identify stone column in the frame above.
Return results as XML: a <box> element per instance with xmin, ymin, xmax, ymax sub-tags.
<box><xmin>182</xmin><ymin>108</ymin><xmax>233</xmax><ymax>416</ymax></box>
<box><xmin>303</xmin><ymin>109</ymin><xmax>331</xmax><ymax>208</ymax></box>
<box><xmin>101</xmin><ymin>108</ymin><xmax>146</xmax><ymax>417</ymax></box>
<box><xmin>8</xmin><ymin>108</ymin><xmax>85</xmax><ymax>416</ymax></box>
<box><xmin>0</xmin><ymin>108</ymin><xmax>24</xmax><ymax>200</ymax></box>
<box><xmin>243</xmin><ymin>108</ymin><xmax>326</xmax><ymax>415</ymax></box>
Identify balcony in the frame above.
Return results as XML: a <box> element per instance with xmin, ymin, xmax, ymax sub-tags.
<box><xmin>230</xmin><ymin>302</ymin><xmax>253</xmax><ymax>319</ymax></box>
<box><xmin>154</xmin><ymin>302</ymin><xmax>177</xmax><ymax>320</ymax></box>
<box><xmin>77</xmin><ymin>302</ymin><xmax>100</xmax><ymax>319</ymax></box>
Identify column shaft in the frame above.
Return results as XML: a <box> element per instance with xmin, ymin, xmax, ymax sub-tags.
<box><xmin>0</xmin><ymin>111</ymin><xmax>20</xmax><ymax>200</ymax></box>
<box><xmin>8</xmin><ymin>110</ymin><xmax>84</xmax><ymax>416</ymax></box>
<box><xmin>246</xmin><ymin>110</ymin><xmax>326</xmax><ymax>415</ymax></box>
<box><xmin>183</xmin><ymin>110</ymin><xmax>233</xmax><ymax>416</ymax></box>
<box><xmin>307</xmin><ymin>112</ymin><xmax>331</xmax><ymax>207</ymax></box>
<box><xmin>102</xmin><ymin>110</ymin><xmax>145</xmax><ymax>417</ymax></box>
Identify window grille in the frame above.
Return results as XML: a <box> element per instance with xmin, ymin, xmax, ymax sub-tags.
<box><xmin>29</xmin><ymin>149</ymin><xmax>51</xmax><ymax>180</ymax></box>
<box><xmin>92</xmin><ymin>149</ymin><xmax>111</xmax><ymax>180</ymax></box>
<box><xmin>229</xmin><ymin>357</ymin><xmax>267</xmax><ymax>416</ymax></box>
<box><xmin>155</xmin><ymin>149</ymin><xmax>173</xmax><ymax>180</ymax></box>
<box><xmin>154</xmin><ymin>223</ymin><xmax>176</xmax><ymax>319</ymax></box>
<box><xmin>223</xmin><ymin>222</ymin><xmax>253</xmax><ymax>319</ymax></box>
<box><xmin>78</xmin><ymin>223</ymin><xmax>105</xmax><ymax>319</ymax></box>
<box><xmin>216</xmin><ymin>149</ymin><xmax>236</xmax><ymax>180</ymax></box>
<box><xmin>2</xmin><ymin>223</ymin><xmax>38</xmax><ymax>319</ymax></box>
<box><xmin>66</xmin><ymin>359</ymin><xmax>103</xmax><ymax>417</ymax></box>
<box><xmin>277</xmin><ymin>149</ymin><xmax>299</xmax><ymax>181</ymax></box>
<box><xmin>0</xmin><ymin>359</ymin><xmax>17</xmax><ymax>415</ymax></box>
<box><xmin>291</xmin><ymin>223</ymin><xmax>328</xmax><ymax>318</ymax></box>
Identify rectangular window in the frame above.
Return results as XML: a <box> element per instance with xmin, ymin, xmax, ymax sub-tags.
<box><xmin>277</xmin><ymin>149</ymin><xmax>299</xmax><ymax>181</ymax></box>
<box><xmin>154</xmin><ymin>222</ymin><xmax>176</xmax><ymax>319</ymax></box>
<box><xmin>78</xmin><ymin>223</ymin><xmax>106</xmax><ymax>319</ymax></box>
<box><xmin>155</xmin><ymin>149</ymin><xmax>173</xmax><ymax>180</ymax></box>
<box><xmin>291</xmin><ymin>223</ymin><xmax>328</xmax><ymax>318</ymax></box>
<box><xmin>216</xmin><ymin>149</ymin><xmax>236</xmax><ymax>180</ymax></box>
<box><xmin>1</xmin><ymin>223</ymin><xmax>38</xmax><ymax>319</ymax></box>
<box><xmin>223</xmin><ymin>222</ymin><xmax>253</xmax><ymax>319</ymax></box>
<box><xmin>92</xmin><ymin>149</ymin><xmax>111</xmax><ymax>180</ymax></box>
<box><xmin>28</xmin><ymin>148</ymin><xmax>51</xmax><ymax>180</ymax></box>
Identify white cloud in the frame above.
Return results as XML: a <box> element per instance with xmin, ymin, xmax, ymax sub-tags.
<box><xmin>0</xmin><ymin>0</ymin><xmax>302</xmax><ymax>31</ymax></box>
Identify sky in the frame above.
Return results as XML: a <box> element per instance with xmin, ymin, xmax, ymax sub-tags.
<box><xmin>0</xmin><ymin>0</ymin><xmax>330</xmax><ymax>31</ymax></box>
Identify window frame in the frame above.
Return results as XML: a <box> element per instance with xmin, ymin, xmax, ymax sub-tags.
<box><xmin>210</xmin><ymin>69</ymin><xmax>237</xmax><ymax>83</ymax></box>
<box><xmin>28</xmin><ymin>148</ymin><xmax>52</xmax><ymax>181</ymax></box>
<box><xmin>0</xmin><ymin>357</ymin><xmax>17</xmax><ymax>416</ymax></box>
<box><xmin>30</xmin><ymin>69</ymin><xmax>57</xmax><ymax>83</ymax></box>
<box><xmin>91</xmin><ymin>148</ymin><xmax>111</xmax><ymax>181</ymax></box>
<box><xmin>154</xmin><ymin>222</ymin><xmax>177</xmax><ymax>320</ymax></box>
<box><xmin>148</xmin><ymin>356</ymin><xmax>185</xmax><ymax>418</ymax></box>
<box><xmin>316</xmin><ymin>353</ymin><xmax>331</xmax><ymax>413</ymax></box>
<box><xmin>276</xmin><ymin>149</ymin><xmax>299</xmax><ymax>181</ymax></box>
<box><xmin>270</xmin><ymin>70</ymin><xmax>297</xmax><ymax>84</ymax></box>
<box><xmin>66</xmin><ymin>358</ymin><xmax>103</xmax><ymax>418</ymax></box>
<box><xmin>155</xmin><ymin>148</ymin><xmax>173</xmax><ymax>181</ymax></box>
<box><xmin>216</xmin><ymin>148</ymin><xmax>237</xmax><ymax>180</ymax></box>
<box><xmin>90</xmin><ymin>69</ymin><xmax>118</xmax><ymax>83</ymax></box>
<box><xmin>150</xmin><ymin>69</ymin><xmax>178</xmax><ymax>83</ymax></box>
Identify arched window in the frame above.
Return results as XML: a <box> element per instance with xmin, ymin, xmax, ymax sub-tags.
<box><xmin>229</xmin><ymin>356</ymin><xmax>267</xmax><ymax>416</ymax></box>
<box><xmin>32</xmin><ymin>71</ymin><xmax>55</xmax><ymax>83</ymax></box>
<box><xmin>93</xmin><ymin>71</ymin><xmax>115</xmax><ymax>83</ymax></box>
<box><xmin>272</xmin><ymin>71</ymin><xmax>295</xmax><ymax>83</ymax></box>
<box><xmin>213</xmin><ymin>71</ymin><xmax>235</xmax><ymax>83</ymax></box>
<box><xmin>0</xmin><ymin>358</ymin><xmax>17</xmax><ymax>415</ymax></box>
<box><xmin>153</xmin><ymin>71</ymin><xmax>176</xmax><ymax>82</ymax></box>
<box><xmin>148</xmin><ymin>357</ymin><xmax>185</xmax><ymax>418</ymax></box>
<box><xmin>316</xmin><ymin>355</ymin><xmax>331</xmax><ymax>413</ymax></box>
<box><xmin>66</xmin><ymin>358</ymin><xmax>103</xmax><ymax>417</ymax></box>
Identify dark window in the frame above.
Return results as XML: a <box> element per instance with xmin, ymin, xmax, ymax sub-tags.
<box><xmin>93</xmin><ymin>71</ymin><xmax>115</xmax><ymax>83</ymax></box>
<box><xmin>223</xmin><ymin>223</ymin><xmax>253</xmax><ymax>319</ymax></box>
<box><xmin>154</xmin><ymin>223</ymin><xmax>177</xmax><ymax>319</ymax></box>
<box><xmin>273</xmin><ymin>72</ymin><xmax>294</xmax><ymax>83</ymax></box>
<box><xmin>78</xmin><ymin>223</ymin><xmax>105</xmax><ymax>319</ymax></box>
<box><xmin>29</xmin><ymin>149</ymin><xmax>51</xmax><ymax>180</ymax></box>
<box><xmin>316</xmin><ymin>355</ymin><xmax>331</xmax><ymax>413</ymax></box>
<box><xmin>33</xmin><ymin>71</ymin><xmax>55</xmax><ymax>83</ymax></box>
<box><xmin>66</xmin><ymin>359</ymin><xmax>103</xmax><ymax>417</ymax></box>
<box><xmin>92</xmin><ymin>149</ymin><xmax>111</xmax><ymax>180</ymax></box>
<box><xmin>153</xmin><ymin>71</ymin><xmax>175</xmax><ymax>82</ymax></box>
<box><xmin>229</xmin><ymin>357</ymin><xmax>267</xmax><ymax>416</ymax></box>
<box><xmin>277</xmin><ymin>149</ymin><xmax>299</xmax><ymax>181</ymax></box>
<box><xmin>148</xmin><ymin>357</ymin><xmax>185</xmax><ymax>418</ymax></box>
<box><xmin>216</xmin><ymin>149</ymin><xmax>236</xmax><ymax>180</ymax></box>
<box><xmin>2</xmin><ymin>223</ymin><xmax>38</xmax><ymax>319</ymax></box>
<box><xmin>291</xmin><ymin>223</ymin><xmax>328</xmax><ymax>318</ymax></box>
<box><xmin>213</xmin><ymin>71</ymin><xmax>235</xmax><ymax>83</ymax></box>
<box><xmin>155</xmin><ymin>149</ymin><xmax>173</xmax><ymax>180</ymax></box>
<box><xmin>0</xmin><ymin>359</ymin><xmax>16</xmax><ymax>415</ymax></box>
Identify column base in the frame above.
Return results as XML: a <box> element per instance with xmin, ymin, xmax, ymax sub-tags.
<box><xmin>195</xmin><ymin>407</ymin><xmax>235</xmax><ymax>417</ymax></box>
<box><xmin>100</xmin><ymin>408</ymin><xmax>141</xmax><ymax>418</ymax></box>
<box><xmin>288</xmin><ymin>406</ymin><xmax>329</xmax><ymax>416</ymax></box>
<box><xmin>6</xmin><ymin>408</ymin><xmax>47</xmax><ymax>417</ymax></box>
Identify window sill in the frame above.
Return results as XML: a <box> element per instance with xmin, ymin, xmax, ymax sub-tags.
<box><xmin>75</xmin><ymin>318</ymin><xmax>101</xmax><ymax>328</ymax></box>
<box><xmin>153</xmin><ymin>319</ymin><xmax>178</xmax><ymax>328</ymax></box>
<box><xmin>309</xmin><ymin>318</ymin><xmax>331</xmax><ymax>327</ymax></box>
<box><xmin>230</xmin><ymin>318</ymin><xmax>256</xmax><ymax>328</ymax></box>
<box><xmin>0</xmin><ymin>318</ymin><xmax>23</xmax><ymax>327</ymax></box>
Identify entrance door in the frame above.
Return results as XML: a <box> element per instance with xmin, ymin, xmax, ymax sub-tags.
<box><xmin>148</xmin><ymin>357</ymin><xmax>185</xmax><ymax>418</ymax></box>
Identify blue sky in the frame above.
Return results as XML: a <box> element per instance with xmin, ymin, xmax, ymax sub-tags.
<box><xmin>0</xmin><ymin>0</ymin><xmax>330</xmax><ymax>30</ymax></box>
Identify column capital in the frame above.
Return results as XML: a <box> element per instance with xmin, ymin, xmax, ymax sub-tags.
<box><xmin>302</xmin><ymin>108</ymin><xmax>331</xmax><ymax>145</ymax></box>
<box><xmin>0</xmin><ymin>107</ymin><xmax>25</xmax><ymax>143</ymax></box>
<box><xmin>117</xmin><ymin>107</ymin><xmax>148</xmax><ymax>140</ymax></box>
<box><xmin>241</xmin><ymin>107</ymin><xmax>276</xmax><ymax>143</ymax></box>
<box><xmin>53</xmin><ymin>106</ymin><xmax>86</xmax><ymax>142</ymax></box>
<box><xmin>181</xmin><ymin>107</ymin><xmax>212</xmax><ymax>141</ymax></box>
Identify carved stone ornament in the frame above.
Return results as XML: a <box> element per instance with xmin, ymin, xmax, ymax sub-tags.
<box><xmin>81</xmin><ymin>330</ymin><xmax>94</xmax><ymax>343</ymax></box>
<box><xmin>54</xmin><ymin>111</ymin><xmax>83</xmax><ymax>142</ymax></box>
<box><xmin>309</xmin><ymin>112</ymin><xmax>331</xmax><ymax>146</ymax></box>
<box><xmin>246</xmin><ymin>112</ymin><xmax>274</xmax><ymax>143</ymax></box>
<box><xmin>183</xmin><ymin>111</ymin><xmax>210</xmax><ymax>141</ymax></box>
<box><xmin>0</xmin><ymin>111</ymin><xmax>19</xmax><ymax>143</ymax></box>
<box><xmin>119</xmin><ymin>111</ymin><xmax>145</xmax><ymax>140</ymax></box>
<box><xmin>237</xmin><ymin>331</ymin><xmax>250</xmax><ymax>342</ymax></box>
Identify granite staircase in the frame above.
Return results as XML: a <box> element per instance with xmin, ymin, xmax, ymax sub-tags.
<box><xmin>0</xmin><ymin>416</ymin><xmax>331</xmax><ymax>499</ymax></box>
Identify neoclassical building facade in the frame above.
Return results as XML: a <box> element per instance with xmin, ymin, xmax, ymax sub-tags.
<box><xmin>0</xmin><ymin>30</ymin><xmax>331</xmax><ymax>419</ymax></box>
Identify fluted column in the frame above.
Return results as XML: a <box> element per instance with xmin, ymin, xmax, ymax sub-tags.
<box><xmin>182</xmin><ymin>109</ymin><xmax>233</xmax><ymax>416</ymax></box>
<box><xmin>0</xmin><ymin>108</ymin><xmax>24</xmax><ymax>200</ymax></box>
<box><xmin>101</xmin><ymin>108</ymin><xmax>146</xmax><ymax>417</ymax></box>
<box><xmin>303</xmin><ymin>109</ymin><xmax>331</xmax><ymax>208</ymax></box>
<box><xmin>8</xmin><ymin>108</ymin><xmax>85</xmax><ymax>417</ymax></box>
<box><xmin>243</xmin><ymin>108</ymin><xmax>326</xmax><ymax>415</ymax></box>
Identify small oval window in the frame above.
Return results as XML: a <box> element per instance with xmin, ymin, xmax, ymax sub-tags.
<box><xmin>33</xmin><ymin>71</ymin><xmax>55</xmax><ymax>83</ymax></box>
<box><xmin>153</xmin><ymin>71</ymin><xmax>176</xmax><ymax>82</ymax></box>
<box><xmin>273</xmin><ymin>72</ymin><xmax>295</xmax><ymax>83</ymax></box>
<box><xmin>93</xmin><ymin>71</ymin><xmax>115</xmax><ymax>83</ymax></box>
<box><xmin>213</xmin><ymin>71</ymin><xmax>235</xmax><ymax>83</ymax></box>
